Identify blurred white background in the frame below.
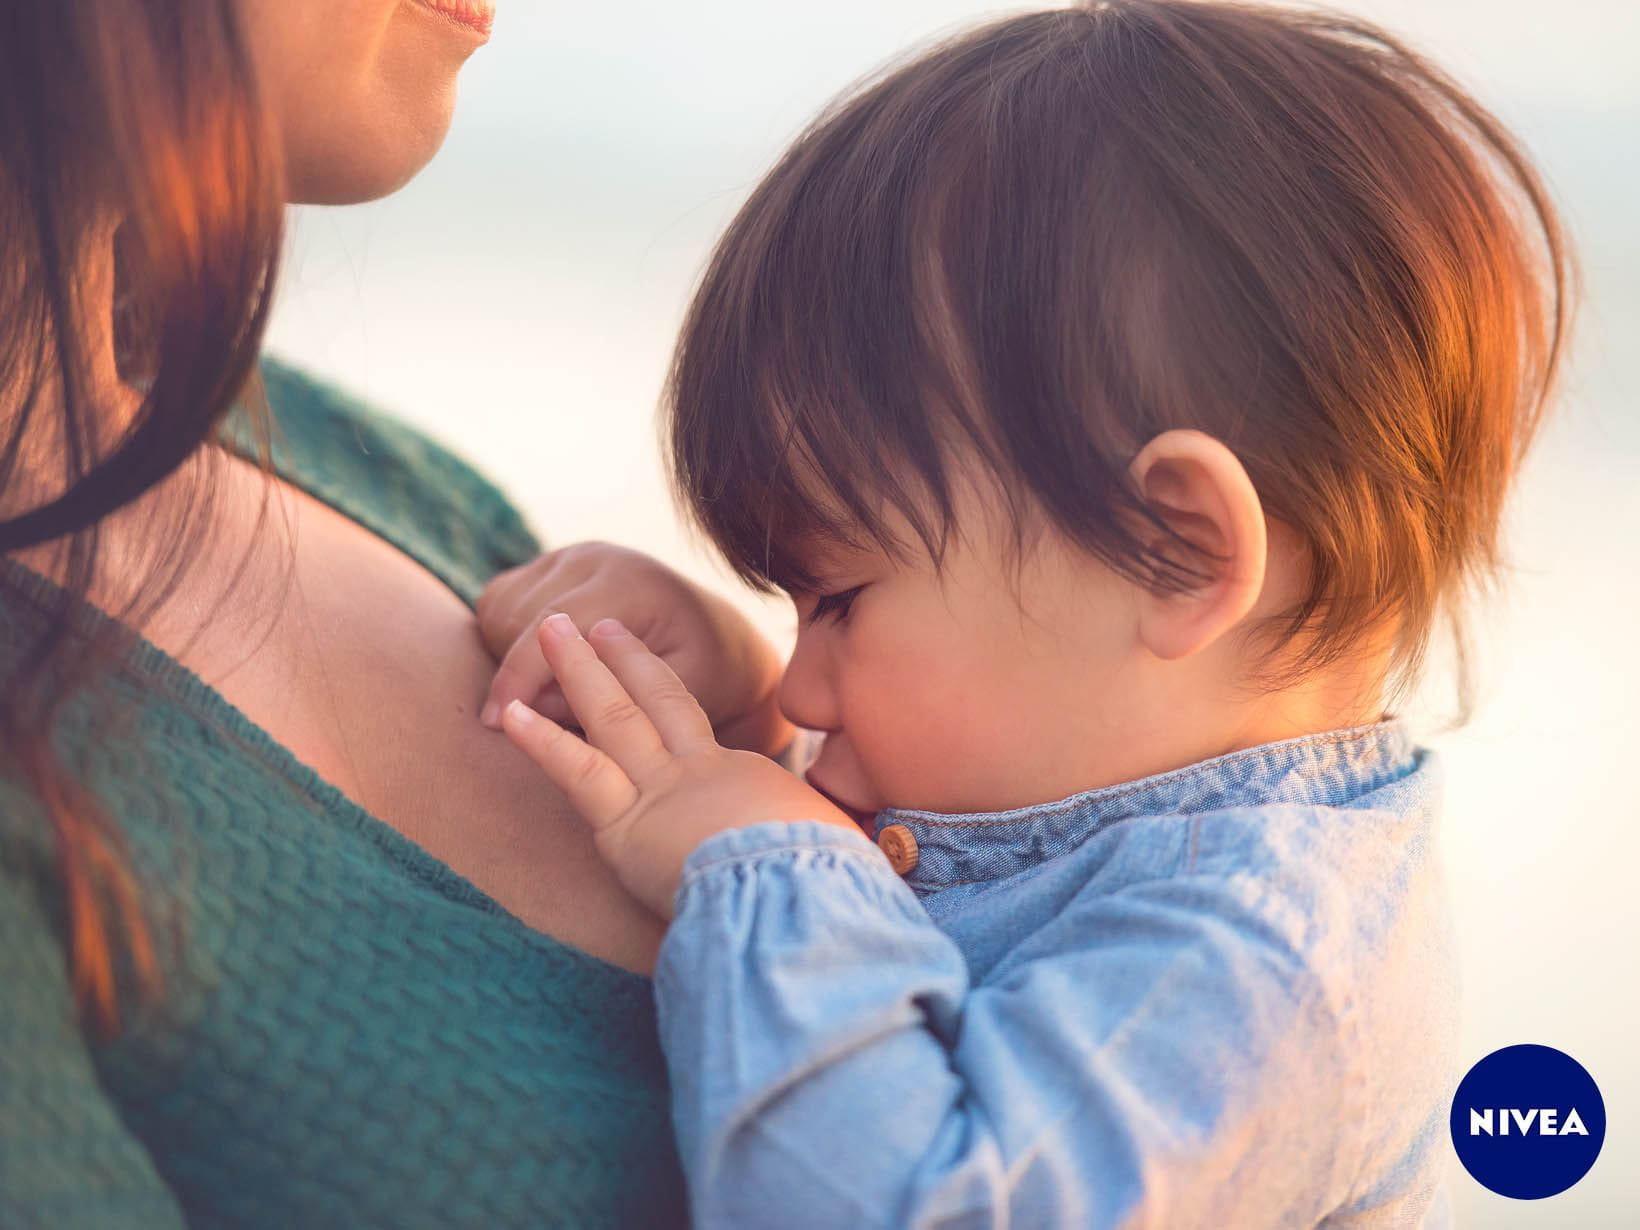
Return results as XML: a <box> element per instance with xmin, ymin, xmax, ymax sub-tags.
<box><xmin>264</xmin><ymin>2</ymin><xmax>1639</xmax><ymax>1224</ymax></box>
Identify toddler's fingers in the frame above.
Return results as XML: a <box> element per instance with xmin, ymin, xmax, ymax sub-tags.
<box><xmin>500</xmin><ymin>700</ymin><xmax>638</xmax><ymax>828</ymax></box>
<box><xmin>475</xmin><ymin>565</ymin><xmax>535</xmax><ymax>658</ymax></box>
<box><xmin>482</xmin><ymin>626</ymin><xmax>557</xmax><ymax>728</ymax></box>
<box><xmin>474</xmin><ymin>563</ymin><xmax>517</xmax><ymax>624</ymax></box>
<box><xmin>530</xmin><ymin>682</ymin><xmax>574</xmax><ymax>726</ymax></box>
<box><xmin>586</xmin><ymin>619</ymin><xmax>715</xmax><ymax>754</ymax></box>
<box><xmin>536</xmin><ymin>613</ymin><xmax>672</xmax><ymax>780</ymax></box>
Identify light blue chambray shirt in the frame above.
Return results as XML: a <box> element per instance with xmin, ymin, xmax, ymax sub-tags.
<box><xmin>654</xmin><ymin>720</ymin><xmax>1461</xmax><ymax>1228</ymax></box>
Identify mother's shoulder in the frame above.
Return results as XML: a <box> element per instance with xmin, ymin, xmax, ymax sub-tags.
<box><xmin>241</xmin><ymin>356</ymin><xmax>544</xmax><ymax>600</ymax></box>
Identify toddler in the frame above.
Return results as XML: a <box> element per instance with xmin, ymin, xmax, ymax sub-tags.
<box><xmin>480</xmin><ymin>1</ymin><xmax>1568</xmax><ymax>1224</ymax></box>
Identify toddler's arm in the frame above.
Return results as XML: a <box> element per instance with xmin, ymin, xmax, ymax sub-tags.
<box><xmin>500</xmin><ymin>615</ymin><xmax>1353</xmax><ymax>1228</ymax></box>
<box><xmin>658</xmin><ymin>822</ymin><xmax>1346</xmax><ymax>1228</ymax></box>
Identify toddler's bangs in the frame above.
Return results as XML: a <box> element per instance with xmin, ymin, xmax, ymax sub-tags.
<box><xmin>661</xmin><ymin>91</ymin><xmax>1000</xmax><ymax>597</ymax></box>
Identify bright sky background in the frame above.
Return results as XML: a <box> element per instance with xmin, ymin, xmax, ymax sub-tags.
<box><xmin>265</xmin><ymin>3</ymin><xmax>1640</xmax><ymax>1223</ymax></box>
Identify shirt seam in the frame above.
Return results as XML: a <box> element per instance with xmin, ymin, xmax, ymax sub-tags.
<box><xmin>681</xmin><ymin>834</ymin><xmax>886</xmax><ymax>887</ymax></box>
<box><xmin>891</xmin><ymin>724</ymin><xmax>1403</xmax><ymax>829</ymax></box>
<box><xmin>1336</xmin><ymin>939</ymin><xmax>1371</xmax><ymax>1202</ymax></box>
<box><xmin>1245</xmin><ymin>873</ymin><xmax>1370</xmax><ymax>1204</ymax></box>
<box><xmin>908</xmin><ymin>811</ymin><xmax>1190</xmax><ymax>892</ymax></box>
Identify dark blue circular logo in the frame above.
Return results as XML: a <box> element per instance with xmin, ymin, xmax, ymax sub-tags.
<box><xmin>1450</xmin><ymin>1044</ymin><xmax>1605</xmax><ymax>1199</ymax></box>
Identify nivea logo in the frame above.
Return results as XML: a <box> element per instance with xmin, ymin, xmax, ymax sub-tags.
<box><xmin>1467</xmin><ymin>1107</ymin><xmax>1589</xmax><ymax>1136</ymax></box>
<box><xmin>1450</xmin><ymin>1045</ymin><xmax>1605</xmax><ymax>1199</ymax></box>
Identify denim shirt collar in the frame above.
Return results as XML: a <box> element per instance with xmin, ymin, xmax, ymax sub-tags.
<box><xmin>871</xmin><ymin>719</ymin><xmax>1420</xmax><ymax>892</ymax></box>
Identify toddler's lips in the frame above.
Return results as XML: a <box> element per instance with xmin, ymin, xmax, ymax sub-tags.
<box><xmin>806</xmin><ymin>774</ymin><xmax>878</xmax><ymax>834</ymax></box>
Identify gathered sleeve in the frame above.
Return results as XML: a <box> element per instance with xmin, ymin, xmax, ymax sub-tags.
<box><xmin>655</xmin><ymin>820</ymin><xmax>1353</xmax><ymax>1228</ymax></box>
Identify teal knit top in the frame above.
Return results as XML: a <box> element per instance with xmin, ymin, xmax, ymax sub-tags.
<box><xmin>0</xmin><ymin>360</ymin><xmax>687</xmax><ymax>1228</ymax></box>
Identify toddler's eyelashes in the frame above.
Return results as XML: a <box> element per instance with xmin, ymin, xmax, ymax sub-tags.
<box><xmin>805</xmin><ymin>585</ymin><xmax>865</xmax><ymax>626</ymax></box>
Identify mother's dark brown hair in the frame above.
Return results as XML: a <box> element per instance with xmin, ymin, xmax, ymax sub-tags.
<box><xmin>667</xmin><ymin>0</ymin><xmax>1571</xmax><ymax>701</ymax></box>
<box><xmin>1</xmin><ymin>1</ymin><xmax>284</xmax><ymax>1031</ymax></box>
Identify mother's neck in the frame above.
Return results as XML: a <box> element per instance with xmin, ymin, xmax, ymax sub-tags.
<box><xmin>1</xmin><ymin>218</ymin><xmax>289</xmax><ymax>636</ymax></box>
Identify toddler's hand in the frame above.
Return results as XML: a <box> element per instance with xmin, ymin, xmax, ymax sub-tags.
<box><xmin>500</xmin><ymin>614</ymin><xmax>858</xmax><ymax>918</ymax></box>
<box><xmin>476</xmin><ymin>542</ymin><xmax>793</xmax><ymax>759</ymax></box>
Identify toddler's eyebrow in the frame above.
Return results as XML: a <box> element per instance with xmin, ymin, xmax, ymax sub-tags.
<box><xmin>771</xmin><ymin>549</ymin><xmax>865</xmax><ymax>600</ymax></box>
<box><xmin>791</xmin><ymin>536</ymin><xmax>880</xmax><ymax>578</ymax></box>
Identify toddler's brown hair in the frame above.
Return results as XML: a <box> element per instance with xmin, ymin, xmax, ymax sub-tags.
<box><xmin>665</xmin><ymin>0</ymin><xmax>1572</xmax><ymax>709</ymax></box>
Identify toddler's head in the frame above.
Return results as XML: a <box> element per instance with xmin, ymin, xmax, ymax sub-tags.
<box><xmin>665</xmin><ymin>0</ymin><xmax>1570</xmax><ymax>821</ymax></box>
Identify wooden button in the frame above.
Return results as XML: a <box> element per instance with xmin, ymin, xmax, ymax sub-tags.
<box><xmin>876</xmin><ymin>824</ymin><xmax>919</xmax><ymax>875</ymax></box>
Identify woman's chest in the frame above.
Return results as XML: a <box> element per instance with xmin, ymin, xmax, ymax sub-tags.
<box><xmin>145</xmin><ymin>468</ymin><xmax>663</xmax><ymax>971</ymax></box>
<box><xmin>100</xmin><ymin>815</ymin><xmax>683</xmax><ymax>1227</ymax></box>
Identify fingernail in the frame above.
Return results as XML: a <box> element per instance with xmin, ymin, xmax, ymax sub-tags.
<box><xmin>590</xmin><ymin>617</ymin><xmax>628</xmax><ymax>638</ymax></box>
<box><xmin>505</xmin><ymin>699</ymin><xmax>538</xmax><ymax>726</ymax></box>
<box><xmin>480</xmin><ymin>702</ymin><xmax>501</xmax><ymax>728</ymax></box>
<box><xmin>544</xmin><ymin>612</ymin><xmax>578</xmax><ymax>640</ymax></box>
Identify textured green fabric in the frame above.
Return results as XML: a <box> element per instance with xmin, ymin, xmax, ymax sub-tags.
<box><xmin>0</xmin><ymin>359</ymin><xmax>687</xmax><ymax>1228</ymax></box>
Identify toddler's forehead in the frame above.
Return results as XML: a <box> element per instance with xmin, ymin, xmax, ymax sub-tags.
<box><xmin>781</xmin><ymin>530</ymin><xmax>885</xmax><ymax>583</ymax></box>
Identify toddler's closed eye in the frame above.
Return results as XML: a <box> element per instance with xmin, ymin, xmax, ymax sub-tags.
<box><xmin>805</xmin><ymin>585</ymin><xmax>865</xmax><ymax>625</ymax></box>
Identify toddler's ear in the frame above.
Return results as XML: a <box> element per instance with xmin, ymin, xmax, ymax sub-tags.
<box><xmin>1126</xmin><ymin>430</ymin><xmax>1267</xmax><ymax>661</ymax></box>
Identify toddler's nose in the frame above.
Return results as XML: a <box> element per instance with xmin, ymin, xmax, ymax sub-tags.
<box><xmin>777</xmin><ymin>635</ymin><xmax>839</xmax><ymax>734</ymax></box>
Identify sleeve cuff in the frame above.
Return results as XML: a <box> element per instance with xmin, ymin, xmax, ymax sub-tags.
<box><xmin>679</xmin><ymin>819</ymin><xmax>883</xmax><ymax>885</ymax></box>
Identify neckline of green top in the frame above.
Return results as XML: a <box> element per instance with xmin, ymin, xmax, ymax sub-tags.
<box><xmin>0</xmin><ymin>390</ymin><xmax>651</xmax><ymax>994</ymax></box>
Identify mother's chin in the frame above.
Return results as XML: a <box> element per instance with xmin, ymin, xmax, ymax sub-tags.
<box><xmin>243</xmin><ymin>0</ymin><xmax>492</xmax><ymax>206</ymax></box>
